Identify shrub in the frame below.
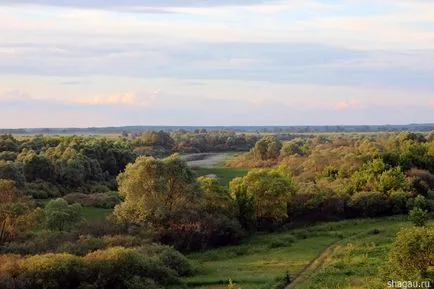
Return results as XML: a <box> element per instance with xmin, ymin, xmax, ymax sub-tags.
<box><xmin>0</xmin><ymin>246</ymin><xmax>191</xmax><ymax>289</ymax></box>
<box><xmin>382</xmin><ymin>226</ymin><xmax>434</xmax><ymax>281</ymax></box>
<box><xmin>349</xmin><ymin>191</ymin><xmax>390</xmax><ymax>217</ymax></box>
<box><xmin>25</xmin><ymin>180</ymin><xmax>60</xmax><ymax>199</ymax></box>
<box><xmin>102</xmin><ymin>235</ymin><xmax>140</xmax><ymax>248</ymax></box>
<box><xmin>63</xmin><ymin>192</ymin><xmax>121</xmax><ymax>209</ymax></box>
<box><xmin>138</xmin><ymin>244</ymin><xmax>194</xmax><ymax>277</ymax></box>
<box><xmin>389</xmin><ymin>190</ymin><xmax>411</xmax><ymax>214</ymax></box>
<box><xmin>44</xmin><ymin>198</ymin><xmax>82</xmax><ymax>231</ymax></box>
<box><xmin>409</xmin><ymin>208</ymin><xmax>429</xmax><ymax>227</ymax></box>
<box><xmin>84</xmin><ymin>247</ymin><xmax>185</xmax><ymax>288</ymax></box>
<box><xmin>56</xmin><ymin>235</ymin><xmax>106</xmax><ymax>256</ymax></box>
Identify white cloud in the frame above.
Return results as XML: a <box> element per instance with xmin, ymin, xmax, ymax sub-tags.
<box><xmin>76</xmin><ymin>90</ymin><xmax>160</xmax><ymax>106</ymax></box>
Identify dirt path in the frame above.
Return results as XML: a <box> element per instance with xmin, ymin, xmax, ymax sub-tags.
<box><xmin>285</xmin><ymin>241</ymin><xmax>340</xmax><ymax>289</ymax></box>
<box><xmin>285</xmin><ymin>230</ymin><xmax>368</xmax><ymax>289</ymax></box>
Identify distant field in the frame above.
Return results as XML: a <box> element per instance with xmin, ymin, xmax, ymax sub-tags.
<box><xmin>186</xmin><ymin>216</ymin><xmax>416</xmax><ymax>289</ymax></box>
<box><xmin>13</xmin><ymin>133</ymin><xmax>121</xmax><ymax>140</ymax></box>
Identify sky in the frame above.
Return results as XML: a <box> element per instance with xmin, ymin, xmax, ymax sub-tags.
<box><xmin>0</xmin><ymin>0</ymin><xmax>434</xmax><ymax>128</ymax></box>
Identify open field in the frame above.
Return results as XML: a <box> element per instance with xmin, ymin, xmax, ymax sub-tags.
<box><xmin>186</xmin><ymin>216</ymin><xmax>422</xmax><ymax>289</ymax></box>
<box><xmin>182</xmin><ymin>152</ymin><xmax>249</xmax><ymax>186</ymax></box>
<box><xmin>193</xmin><ymin>167</ymin><xmax>250</xmax><ymax>186</ymax></box>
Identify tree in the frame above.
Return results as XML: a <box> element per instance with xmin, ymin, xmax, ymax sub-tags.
<box><xmin>409</xmin><ymin>208</ymin><xmax>428</xmax><ymax>227</ymax></box>
<box><xmin>0</xmin><ymin>179</ymin><xmax>41</xmax><ymax>244</ymax></box>
<box><xmin>378</xmin><ymin>167</ymin><xmax>407</xmax><ymax>193</ymax></box>
<box><xmin>0</xmin><ymin>161</ymin><xmax>25</xmax><ymax>188</ymax></box>
<box><xmin>383</xmin><ymin>226</ymin><xmax>434</xmax><ymax>281</ymax></box>
<box><xmin>252</xmin><ymin>136</ymin><xmax>282</xmax><ymax>160</ymax></box>
<box><xmin>230</xmin><ymin>169</ymin><xmax>295</xmax><ymax>225</ymax></box>
<box><xmin>113</xmin><ymin>154</ymin><xmax>200</xmax><ymax>226</ymax></box>
<box><xmin>197</xmin><ymin>176</ymin><xmax>233</xmax><ymax>215</ymax></box>
<box><xmin>44</xmin><ymin>198</ymin><xmax>81</xmax><ymax>231</ymax></box>
<box><xmin>0</xmin><ymin>134</ymin><xmax>19</xmax><ymax>152</ymax></box>
<box><xmin>22</xmin><ymin>153</ymin><xmax>56</xmax><ymax>182</ymax></box>
<box><xmin>428</xmin><ymin>130</ymin><xmax>434</xmax><ymax>142</ymax></box>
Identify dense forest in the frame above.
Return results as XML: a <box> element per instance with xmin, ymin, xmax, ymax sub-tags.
<box><xmin>0</xmin><ymin>130</ymin><xmax>433</xmax><ymax>288</ymax></box>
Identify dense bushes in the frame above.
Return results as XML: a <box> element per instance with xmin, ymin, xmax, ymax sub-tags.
<box><xmin>0</xmin><ymin>246</ymin><xmax>191</xmax><ymax>289</ymax></box>
<box><xmin>63</xmin><ymin>192</ymin><xmax>121</xmax><ymax>209</ymax></box>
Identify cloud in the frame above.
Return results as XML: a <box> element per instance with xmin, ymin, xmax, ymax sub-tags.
<box><xmin>0</xmin><ymin>88</ymin><xmax>34</xmax><ymax>102</ymax></box>
<box><xmin>0</xmin><ymin>0</ymin><xmax>274</xmax><ymax>9</ymax></box>
<box><xmin>333</xmin><ymin>100</ymin><xmax>363</xmax><ymax>110</ymax></box>
<box><xmin>76</xmin><ymin>90</ymin><xmax>160</xmax><ymax>107</ymax></box>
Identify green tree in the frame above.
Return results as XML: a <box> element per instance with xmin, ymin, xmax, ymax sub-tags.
<box><xmin>409</xmin><ymin>207</ymin><xmax>429</xmax><ymax>227</ymax></box>
<box><xmin>197</xmin><ymin>176</ymin><xmax>233</xmax><ymax>215</ymax></box>
<box><xmin>252</xmin><ymin>136</ymin><xmax>282</xmax><ymax>160</ymax></box>
<box><xmin>378</xmin><ymin>167</ymin><xmax>407</xmax><ymax>193</ymax></box>
<box><xmin>230</xmin><ymin>169</ymin><xmax>295</xmax><ymax>225</ymax></box>
<box><xmin>0</xmin><ymin>161</ymin><xmax>25</xmax><ymax>188</ymax></box>
<box><xmin>44</xmin><ymin>198</ymin><xmax>81</xmax><ymax>231</ymax></box>
<box><xmin>383</xmin><ymin>226</ymin><xmax>434</xmax><ymax>281</ymax></box>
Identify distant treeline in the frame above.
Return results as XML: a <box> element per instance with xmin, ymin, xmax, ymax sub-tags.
<box><xmin>2</xmin><ymin>123</ymin><xmax>434</xmax><ymax>134</ymax></box>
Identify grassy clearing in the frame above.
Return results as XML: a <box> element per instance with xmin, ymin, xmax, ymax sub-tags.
<box><xmin>186</xmin><ymin>216</ymin><xmax>412</xmax><ymax>289</ymax></box>
<box><xmin>79</xmin><ymin>206</ymin><xmax>113</xmax><ymax>222</ymax></box>
<box><xmin>296</xmin><ymin>219</ymin><xmax>434</xmax><ymax>289</ymax></box>
<box><xmin>193</xmin><ymin>167</ymin><xmax>250</xmax><ymax>186</ymax></box>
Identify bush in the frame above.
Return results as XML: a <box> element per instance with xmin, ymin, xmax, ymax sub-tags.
<box><xmin>56</xmin><ymin>235</ymin><xmax>106</xmax><ymax>256</ymax></box>
<box><xmin>409</xmin><ymin>208</ymin><xmax>429</xmax><ymax>227</ymax></box>
<box><xmin>349</xmin><ymin>191</ymin><xmax>390</xmax><ymax>217</ymax></box>
<box><xmin>63</xmin><ymin>192</ymin><xmax>121</xmax><ymax>209</ymax></box>
<box><xmin>25</xmin><ymin>180</ymin><xmax>60</xmax><ymax>199</ymax></box>
<box><xmin>102</xmin><ymin>235</ymin><xmax>140</xmax><ymax>248</ymax></box>
<box><xmin>0</xmin><ymin>230</ymin><xmax>72</xmax><ymax>255</ymax></box>
<box><xmin>160</xmin><ymin>214</ymin><xmax>245</xmax><ymax>251</ymax></box>
<box><xmin>389</xmin><ymin>190</ymin><xmax>411</xmax><ymax>214</ymax></box>
<box><xmin>84</xmin><ymin>247</ymin><xmax>185</xmax><ymax>288</ymax></box>
<box><xmin>138</xmin><ymin>244</ymin><xmax>195</xmax><ymax>276</ymax></box>
<box><xmin>0</xmin><ymin>246</ymin><xmax>190</xmax><ymax>289</ymax></box>
<box><xmin>44</xmin><ymin>198</ymin><xmax>82</xmax><ymax>231</ymax></box>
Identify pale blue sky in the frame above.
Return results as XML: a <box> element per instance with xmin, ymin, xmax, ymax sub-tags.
<box><xmin>0</xmin><ymin>0</ymin><xmax>433</xmax><ymax>128</ymax></box>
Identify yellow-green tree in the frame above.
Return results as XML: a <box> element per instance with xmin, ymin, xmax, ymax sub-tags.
<box><xmin>230</xmin><ymin>169</ymin><xmax>295</xmax><ymax>225</ymax></box>
<box><xmin>113</xmin><ymin>154</ymin><xmax>201</xmax><ymax>226</ymax></box>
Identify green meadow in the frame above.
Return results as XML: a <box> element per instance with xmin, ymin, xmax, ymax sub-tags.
<box><xmin>186</xmin><ymin>216</ymin><xmax>422</xmax><ymax>289</ymax></box>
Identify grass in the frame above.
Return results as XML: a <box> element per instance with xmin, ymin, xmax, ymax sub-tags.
<box><xmin>193</xmin><ymin>167</ymin><xmax>250</xmax><ymax>186</ymax></box>
<box><xmin>79</xmin><ymin>206</ymin><xmax>113</xmax><ymax>222</ymax></box>
<box><xmin>186</xmin><ymin>216</ymin><xmax>414</xmax><ymax>289</ymax></box>
<box><xmin>296</xmin><ymin>219</ymin><xmax>434</xmax><ymax>289</ymax></box>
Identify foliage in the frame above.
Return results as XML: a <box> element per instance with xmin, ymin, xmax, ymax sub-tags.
<box><xmin>113</xmin><ymin>154</ymin><xmax>199</xmax><ymax>226</ymax></box>
<box><xmin>383</xmin><ymin>226</ymin><xmax>434</xmax><ymax>281</ymax></box>
<box><xmin>63</xmin><ymin>192</ymin><xmax>121</xmax><ymax>209</ymax></box>
<box><xmin>44</xmin><ymin>198</ymin><xmax>81</xmax><ymax>231</ymax></box>
<box><xmin>349</xmin><ymin>191</ymin><xmax>390</xmax><ymax>217</ymax></box>
<box><xmin>0</xmin><ymin>246</ymin><xmax>190</xmax><ymax>289</ymax></box>
<box><xmin>230</xmin><ymin>169</ymin><xmax>295</xmax><ymax>227</ymax></box>
<box><xmin>252</xmin><ymin>136</ymin><xmax>282</xmax><ymax>161</ymax></box>
<box><xmin>0</xmin><ymin>180</ymin><xmax>41</xmax><ymax>244</ymax></box>
<box><xmin>408</xmin><ymin>208</ymin><xmax>429</xmax><ymax>227</ymax></box>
